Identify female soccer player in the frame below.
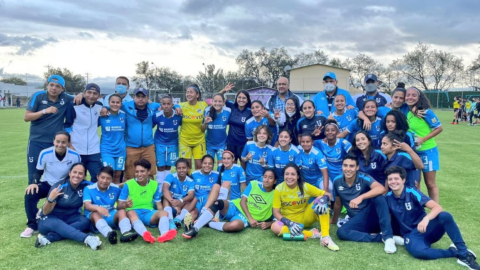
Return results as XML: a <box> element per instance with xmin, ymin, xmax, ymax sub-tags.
<box><xmin>380</xmin><ymin>131</ymin><xmax>424</xmax><ymax>188</ymax></box>
<box><xmin>297</xmin><ymin>134</ymin><xmax>330</xmax><ymax>192</ymax></box>
<box><xmin>452</xmin><ymin>96</ymin><xmax>460</xmax><ymax>124</ymax></box>
<box><xmin>349</xmin><ymin>131</ymin><xmax>387</xmax><ymax>185</ymax></box>
<box><xmin>277</xmin><ymin>98</ymin><xmax>301</xmax><ymax>145</ymax></box>
<box><xmin>296</xmin><ymin>100</ymin><xmax>327</xmax><ymax>142</ymax></box>
<box><xmin>268</xmin><ymin>130</ymin><xmax>300</xmax><ymax>184</ymax></box>
<box><xmin>379</xmin><ymin>110</ymin><xmax>415</xmax><ymax>148</ymax></box>
<box><xmin>153</xmin><ymin>95</ymin><xmax>182</xmax><ymax>186</ymax></box>
<box><xmin>217</xmin><ymin>150</ymin><xmax>247</xmax><ymax>200</ymax></box>
<box><xmin>22</xmin><ymin>131</ymin><xmax>81</xmax><ymax>238</ymax></box>
<box><xmin>118</xmin><ymin>159</ymin><xmax>177</xmax><ymax>243</ymax></box>
<box><xmin>179</xmin><ymin>84</ymin><xmax>209</xmax><ymax>170</ymax></box>
<box><xmin>329</xmin><ymin>94</ymin><xmax>358</xmax><ymax>133</ymax></box>
<box><xmin>271</xmin><ymin>164</ymin><xmax>339</xmax><ymax>251</ymax></box>
<box><xmin>224</xmin><ymin>90</ymin><xmax>253</xmax><ymax>165</ymax></box>
<box><xmin>84</xmin><ymin>166</ymin><xmax>138</xmax><ymax>244</ymax></box>
<box><xmin>405</xmin><ymin>87</ymin><xmax>443</xmax><ymax>202</ymax></box>
<box><xmin>183</xmin><ymin>169</ymin><xmax>277</xmax><ymax>238</ymax></box>
<box><xmin>162</xmin><ymin>158</ymin><xmax>198</xmax><ymax>229</ymax></box>
<box><xmin>385</xmin><ymin>166</ymin><xmax>480</xmax><ymax>269</ymax></box>
<box><xmin>339</xmin><ymin>100</ymin><xmax>382</xmax><ymax>149</ymax></box>
<box><xmin>99</xmin><ymin>94</ymin><xmax>126</xmax><ymax>184</ymax></box>
<box><xmin>390</xmin><ymin>83</ymin><xmax>409</xmax><ymax>115</ymax></box>
<box><xmin>314</xmin><ymin>120</ymin><xmax>352</xmax><ymax>182</ymax></box>
<box><xmin>191</xmin><ymin>155</ymin><xmax>220</xmax><ymax>215</ymax></box>
<box><xmin>35</xmin><ymin>163</ymin><xmax>101</xmax><ymax>250</ymax></box>
<box><xmin>202</xmin><ymin>94</ymin><xmax>231</xmax><ymax>165</ymax></box>
<box><xmin>245</xmin><ymin>100</ymin><xmax>277</xmax><ymax>145</ymax></box>
<box><xmin>241</xmin><ymin>125</ymin><xmax>275</xmax><ymax>184</ymax></box>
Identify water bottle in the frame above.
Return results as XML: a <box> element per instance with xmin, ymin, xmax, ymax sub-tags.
<box><xmin>282</xmin><ymin>233</ymin><xmax>307</xmax><ymax>241</ymax></box>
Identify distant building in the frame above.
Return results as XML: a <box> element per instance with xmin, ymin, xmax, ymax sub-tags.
<box><xmin>0</xmin><ymin>82</ymin><xmax>42</xmax><ymax>107</ymax></box>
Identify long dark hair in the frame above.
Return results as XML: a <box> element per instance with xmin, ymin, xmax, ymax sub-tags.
<box><xmin>234</xmin><ymin>90</ymin><xmax>252</xmax><ymax>109</ymax></box>
<box><xmin>208</xmin><ymin>93</ymin><xmax>225</xmax><ymax>122</ymax></box>
<box><xmin>381</xmin><ymin>110</ymin><xmax>409</xmax><ymax>133</ymax></box>
<box><xmin>188</xmin><ymin>83</ymin><xmax>202</xmax><ymax>101</ymax></box>
<box><xmin>407</xmin><ymin>87</ymin><xmax>431</xmax><ymax>110</ymax></box>
<box><xmin>349</xmin><ymin>131</ymin><xmax>374</xmax><ymax>166</ymax></box>
<box><xmin>285</xmin><ymin>97</ymin><xmax>301</xmax><ymax>125</ymax></box>
<box><xmin>385</xmin><ymin>130</ymin><xmax>406</xmax><ymax>144</ymax></box>
<box><xmin>217</xmin><ymin>151</ymin><xmax>235</xmax><ymax>185</ymax></box>
<box><xmin>262</xmin><ymin>168</ymin><xmax>278</xmax><ymax>189</ymax></box>
<box><xmin>283</xmin><ymin>164</ymin><xmax>304</xmax><ymax>196</ymax></box>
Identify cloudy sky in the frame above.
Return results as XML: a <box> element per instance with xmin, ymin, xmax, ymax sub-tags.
<box><xmin>0</xmin><ymin>0</ymin><xmax>479</xmax><ymax>90</ymax></box>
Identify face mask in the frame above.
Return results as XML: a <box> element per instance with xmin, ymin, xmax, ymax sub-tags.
<box><xmin>116</xmin><ymin>84</ymin><xmax>128</xmax><ymax>95</ymax></box>
<box><xmin>365</xmin><ymin>83</ymin><xmax>377</xmax><ymax>93</ymax></box>
<box><xmin>286</xmin><ymin>111</ymin><xmax>295</xmax><ymax>117</ymax></box>
<box><xmin>325</xmin><ymin>83</ymin><xmax>336</xmax><ymax>92</ymax></box>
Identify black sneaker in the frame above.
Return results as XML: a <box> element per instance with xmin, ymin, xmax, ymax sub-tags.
<box><xmin>450</xmin><ymin>244</ymin><xmax>477</xmax><ymax>260</ymax></box>
<box><xmin>182</xmin><ymin>227</ymin><xmax>198</xmax><ymax>239</ymax></box>
<box><xmin>120</xmin><ymin>231</ymin><xmax>138</xmax><ymax>243</ymax></box>
<box><xmin>107</xmin><ymin>231</ymin><xmax>118</xmax><ymax>245</ymax></box>
<box><xmin>458</xmin><ymin>253</ymin><xmax>480</xmax><ymax>270</ymax></box>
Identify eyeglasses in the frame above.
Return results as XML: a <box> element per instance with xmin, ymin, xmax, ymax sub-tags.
<box><xmin>286</xmin><ymin>103</ymin><xmax>295</xmax><ymax>107</ymax></box>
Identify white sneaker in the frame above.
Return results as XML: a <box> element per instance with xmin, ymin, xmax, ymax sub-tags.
<box><xmin>393</xmin><ymin>236</ymin><xmax>405</xmax><ymax>246</ymax></box>
<box><xmin>35</xmin><ymin>234</ymin><xmax>51</xmax><ymax>248</ymax></box>
<box><xmin>84</xmin><ymin>235</ymin><xmax>102</xmax><ymax>250</ymax></box>
<box><xmin>384</xmin><ymin>238</ymin><xmax>397</xmax><ymax>254</ymax></box>
<box><xmin>321</xmin><ymin>236</ymin><xmax>340</xmax><ymax>251</ymax></box>
<box><xmin>20</xmin><ymin>227</ymin><xmax>36</xmax><ymax>238</ymax></box>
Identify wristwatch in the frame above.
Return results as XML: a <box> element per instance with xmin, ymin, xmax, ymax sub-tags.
<box><xmin>47</xmin><ymin>198</ymin><xmax>56</xmax><ymax>203</ymax></box>
<box><xmin>42</xmin><ymin>109</ymin><xmax>46</xmax><ymax>114</ymax></box>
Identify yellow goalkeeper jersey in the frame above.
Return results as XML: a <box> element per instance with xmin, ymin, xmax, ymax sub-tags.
<box><xmin>179</xmin><ymin>101</ymin><xmax>208</xmax><ymax>146</ymax></box>
<box><xmin>273</xmin><ymin>182</ymin><xmax>324</xmax><ymax>222</ymax></box>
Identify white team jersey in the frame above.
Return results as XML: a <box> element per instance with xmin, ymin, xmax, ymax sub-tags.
<box><xmin>36</xmin><ymin>146</ymin><xmax>81</xmax><ymax>186</ymax></box>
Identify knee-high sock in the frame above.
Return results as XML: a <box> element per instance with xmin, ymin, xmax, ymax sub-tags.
<box><xmin>132</xmin><ymin>220</ymin><xmax>147</xmax><ymax>235</ymax></box>
<box><xmin>118</xmin><ymin>218</ymin><xmax>131</xmax><ymax>234</ymax></box>
<box><xmin>95</xmin><ymin>219</ymin><xmax>112</xmax><ymax>237</ymax></box>
<box><xmin>156</xmin><ymin>171</ymin><xmax>163</xmax><ymax>184</ymax></box>
<box><xmin>193</xmin><ymin>210</ymin><xmax>214</xmax><ymax>231</ymax></box>
<box><xmin>175</xmin><ymin>209</ymin><xmax>189</xmax><ymax>221</ymax></box>
<box><xmin>159</xmin><ymin>217</ymin><xmax>169</xmax><ymax>235</ymax></box>
<box><xmin>319</xmin><ymin>212</ymin><xmax>330</xmax><ymax>238</ymax></box>
<box><xmin>209</xmin><ymin>221</ymin><xmax>225</xmax><ymax>232</ymax></box>
<box><xmin>164</xmin><ymin>207</ymin><xmax>173</xmax><ymax>220</ymax></box>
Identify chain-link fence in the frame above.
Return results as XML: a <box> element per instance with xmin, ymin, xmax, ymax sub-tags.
<box><xmin>424</xmin><ymin>91</ymin><xmax>480</xmax><ymax>109</ymax></box>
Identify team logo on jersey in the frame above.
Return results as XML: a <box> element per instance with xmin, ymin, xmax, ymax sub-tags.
<box><xmin>347</xmin><ymin>115</ymin><xmax>352</xmax><ymax>121</ymax></box>
<box><xmin>173</xmin><ymin>120</ymin><xmax>178</xmax><ymax>125</ymax></box>
<box><xmin>371</xmin><ymin>162</ymin><xmax>376</xmax><ymax>169</ymax></box>
<box><xmin>308</xmin><ymin>158</ymin><xmax>313</xmax><ymax>164</ymax></box>
<box><xmin>376</xmin><ymin>98</ymin><xmax>381</xmax><ymax>103</ymax></box>
<box><xmin>222</xmin><ymin>116</ymin><xmax>226</xmax><ymax>121</ymax></box>
<box><xmin>336</xmin><ymin>148</ymin><xmax>341</xmax><ymax>154</ymax></box>
<box><xmin>262</xmin><ymin>151</ymin><xmax>268</xmax><ymax>157</ymax></box>
<box><xmin>140</xmin><ymin>190</ymin><xmax>147</xmax><ymax>196</ymax></box>
<box><xmin>356</xmin><ymin>183</ymin><xmax>361</xmax><ymax>191</ymax></box>
<box><xmin>209</xmin><ymin>177</ymin><xmax>214</xmax><ymax>183</ymax></box>
<box><xmin>106</xmin><ymin>119</ymin><xmax>111</xmax><ymax>123</ymax></box>
<box><xmin>431</xmin><ymin>118</ymin><xmax>437</xmax><ymax>123</ymax></box>
<box><xmin>249</xmin><ymin>151</ymin><xmax>255</xmax><ymax>156</ymax></box>
<box><xmin>120</xmin><ymin>117</ymin><xmax>124</xmax><ymax>123</ymax></box>
<box><xmin>183</xmin><ymin>185</ymin><xmax>187</xmax><ymax>191</ymax></box>
<box><xmin>60</xmin><ymin>99</ymin><xmax>65</xmax><ymax>105</ymax></box>
<box><xmin>316</xmin><ymin>120</ymin><xmax>322</xmax><ymax>127</ymax></box>
<box><xmin>42</xmin><ymin>100</ymin><xmax>48</xmax><ymax>105</ymax></box>
<box><xmin>29</xmin><ymin>157</ymin><xmax>34</xmax><ymax>163</ymax></box>
<box><xmin>289</xmin><ymin>155</ymin><xmax>293</xmax><ymax>162</ymax></box>
<box><xmin>105</xmin><ymin>126</ymin><xmax>111</xmax><ymax>131</ymax></box>
<box><xmin>78</xmin><ymin>190</ymin><xmax>83</xmax><ymax>197</ymax></box>
<box><xmin>297</xmin><ymin>191</ymin><xmax>304</xmax><ymax>199</ymax></box>
<box><xmin>405</xmin><ymin>238</ymin><xmax>410</xmax><ymax>244</ymax></box>
<box><xmin>63</xmin><ymin>194</ymin><xmax>69</xmax><ymax>200</ymax></box>
<box><xmin>376</xmin><ymin>125</ymin><xmax>380</xmax><ymax>131</ymax></box>
<box><xmin>405</xmin><ymin>202</ymin><xmax>412</xmax><ymax>210</ymax></box>
<box><xmin>338</xmin><ymin>186</ymin><xmax>344</xmax><ymax>191</ymax></box>
<box><xmin>241</xmin><ymin>117</ymin><xmax>246</xmax><ymax>122</ymax></box>
<box><xmin>197</xmin><ymin>109</ymin><xmax>202</xmax><ymax>113</ymax></box>
<box><xmin>109</xmin><ymin>193</ymin><xmax>115</xmax><ymax>200</ymax></box>
<box><xmin>231</xmin><ymin>171</ymin><xmax>235</xmax><ymax>177</ymax></box>
<box><xmin>251</xmin><ymin>194</ymin><xmax>267</xmax><ymax>205</ymax></box>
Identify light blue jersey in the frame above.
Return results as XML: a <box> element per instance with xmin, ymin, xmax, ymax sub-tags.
<box><xmin>152</xmin><ymin>110</ymin><xmax>182</xmax><ymax>146</ymax></box>
<box><xmin>241</xmin><ymin>141</ymin><xmax>275</xmax><ymax>183</ymax></box>
<box><xmin>332</xmin><ymin>109</ymin><xmax>358</xmax><ymax>133</ymax></box>
<box><xmin>267</xmin><ymin>144</ymin><xmax>300</xmax><ymax>184</ymax></box>
<box><xmin>245</xmin><ymin>116</ymin><xmax>270</xmax><ymax>140</ymax></box>
<box><xmin>218</xmin><ymin>164</ymin><xmax>246</xmax><ymax>200</ymax></box>
<box><xmin>314</xmin><ymin>139</ymin><xmax>352</xmax><ymax>180</ymax></box>
<box><xmin>83</xmin><ymin>183</ymin><xmax>122</xmax><ymax>217</ymax></box>
<box><xmin>346</xmin><ymin>116</ymin><xmax>382</xmax><ymax>149</ymax></box>
<box><xmin>164</xmin><ymin>173</ymin><xmax>195</xmax><ymax>200</ymax></box>
<box><xmin>204</xmin><ymin>106</ymin><xmax>231</xmax><ymax>149</ymax></box>
<box><xmin>191</xmin><ymin>170</ymin><xmax>220</xmax><ymax>199</ymax></box>
<box><xmin>98</xmin><ymin>111</ymin><xmax>126</xmax><ymax>157</ymax></box>
<box><xmin>297</xmin><ymin>146</ymin><xmax>328</xmax><ymax>186</ymax></box>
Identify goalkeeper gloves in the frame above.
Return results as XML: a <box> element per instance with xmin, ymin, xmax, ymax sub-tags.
<box><xmin>313</xmin><ymin>195</ymin><xmax>330</xmax><ymax>215</ymax></box>
<box><xmin>280</xmin><ymin>217</ymin><xmax>304</xmax><ymax>236</ymax></box>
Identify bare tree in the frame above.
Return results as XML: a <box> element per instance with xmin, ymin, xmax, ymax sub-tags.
<box><xmin>294</xmin><ymin>50</ymin><xmax>329</xmax><ymax>68</ymax></box>
<box><xmin>343</xmin><ymin>53</ymin><xmax>385</xmax><ymax>90</ymax></box>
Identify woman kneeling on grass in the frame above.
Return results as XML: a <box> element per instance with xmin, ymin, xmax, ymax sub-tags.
<box><xmin>385</xmin><ymin>166</ymin><xmax>479</xmax><ymax>270</ymax></box>
<box><xmin>183</xmin><ymin>169</ymin><xmax>277</xmax><ymax>238</ymax></box>
<box><xmin>270</xmin><ymin>164</ymin><xmax>339</xmax><ymax>251</ymax></box>
<box><xmin>36</xmin><ymin>163</ymin><xmax>101</xmax><ymax>250</ymax></box>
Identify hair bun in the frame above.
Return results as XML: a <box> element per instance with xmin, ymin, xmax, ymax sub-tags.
<box><xmin>397</xmin><ymin>82</ymin><xmax>405</xmax><ymax>88</ymax></box>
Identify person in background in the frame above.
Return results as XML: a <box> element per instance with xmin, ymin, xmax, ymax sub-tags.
<box><xmin>355</xmin><ymin>74</ymin><xmax>389</xmax><ymax>110</ymax></box>
<box><xmin>451</xmin><ymin>96</ymin><xmax>460</xmax><ymax>125</ymax></box>
<box><xmin>277</xmin><ymin>97</ymin><xmax>302</xmax><ymax>145</ymax></box>
<box><xmin>267</xmin><ymin>77</ymin><xmax>303</xmax><ymax>115</ymax></box>
<box><xmin>313</xmin><ymin>72</ymin><xmax>356</xmax><ymax>115</ymax></box>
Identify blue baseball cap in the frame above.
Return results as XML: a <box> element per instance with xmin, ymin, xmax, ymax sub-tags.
<box><xmin>85</xmin><ymin>83</ymin><xmax>101</xmax><ymax>93</ymax></box>
<box><xmin>47</xmin><ymin>75</ymin><xmax>65</xmax><ymax>88</ymax></box>
<box><xmin>364</xmin><ymin>74</ymin><xmax>378</xmax><ymax>83</ymax></box>
<box><xmin>134</xmin><ymin>87</ymin><xmax>149</xmax><ymax>96</ymax></box>
<box><xmin>323</xmin><ymin>72</ymin><xmax>337</xmax><ymax>81</ymax></box>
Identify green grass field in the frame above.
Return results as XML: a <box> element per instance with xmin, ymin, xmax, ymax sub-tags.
<box><xmin>0</xmin><ymin>108</ymin><xmax>478</xmax><ymax>270</ymax></box>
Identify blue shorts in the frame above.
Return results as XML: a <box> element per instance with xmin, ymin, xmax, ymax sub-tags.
<box><xmin>206</xmin><ymin>145</ymin><xmax>225</xmax><ymax>161</ymax></box>
<box><xmin>221</xmin><ymin>201</ymin><xmax>249</xmax><ymax>228</ymax></box>
<box><xmin>133</xmin><ymin>209</ymin><xmax>157</xmax><ymax>227</ymax></box>
<box><xmin>156</xmin><ymin>145</ymin><xmax>178</xmax><ymax>167</ymax></box>
<box><xmin>416</xmin><ymin>146</ymin><xmax>440</xmax><ymax>172</ymax></box>
<box><xmin>102</xmin><ymin>155</ymin><xmax>125</xmax><ymax>171</ymax></box>
<box><xmin>87</xmin><ymin>209</ymin><xmax>119</xmax><ymax>230</ymax></box>
<box><xmin>195</xmin><ymin>195</ymin><xmax>209</xmax><ymax>212</ymax></box>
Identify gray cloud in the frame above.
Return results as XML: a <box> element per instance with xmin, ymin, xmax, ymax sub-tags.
<box><xmin>78</xmin><ymin>32</ymin><xmax>94</xmax><ymax>38</ymax></box>
<box><xmin>0</xmin><ymin>34</ymin><xmax>58</xmax><ymax>55</ymax></box>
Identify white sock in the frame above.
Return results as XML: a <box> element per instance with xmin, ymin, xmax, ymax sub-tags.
<box><xmin>164</xmin><ymin>206</ymin><xmax>173</xmax><ymax>220</ymax></box>
<box><xmin>218</xmin><ymin>187</ymin><xmax>229</xmax><ymax>200</ymax></box>
<box><xmin>209</xmin><ymin>221</ymin><xmax>225</xmax><ymax>232</ymax></box>
<box><xmin>118</xmin><ymin>218</ymin><xmax>131</xmax><ymax>234</ymax></box>
<box><xmin>156</xmin><ymin>171</ymin><xmax>163</xmax><ymax>184</ymax></box>
<box><xmin>175</xmin><ymin>209</ymin><xmax>189</xmax><ymax>221</ymax></box>
<box><xmin>95</xmin><ymin>219</ymin><xmax>112</xmax><ymax>237</ymax></box>
<box><xmin>193</xmin><ymin>210</ymin><xmax>214</xmax><ymax>231</ymax></box>
<box><xmin>132</xmin><ymin>220</ymin><xmax>147</xmax><ymax>235</ymax></box>
<box><xmin>164</xmin><ymin>170</ymin><xmax>171</xmax><ymax>179</ymax></box>
<box><xmin>159</xmin><ymin>217</ymin><xmax>170</xmax><ymax>235</ymax></box>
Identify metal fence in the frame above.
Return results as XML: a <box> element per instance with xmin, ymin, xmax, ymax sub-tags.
<box><xmin>424</xmin><ymin>91</ymin><xmax>480</xmax><ymax>109</ymax></box>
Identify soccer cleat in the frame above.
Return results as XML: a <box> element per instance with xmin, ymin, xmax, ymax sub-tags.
<box><xmin>84</xmin><ymin>235</ymin><xmax>102</xmax><ymax>250</ymax></box>
<box><xmin>142</xmin><ymin>231</ymin><xmax>156</xmax><ymax>244</ymax></box>
<box><xmin>458</xmin><ymin>253</ymin><xmax>480</xmax><ymax>270</ymax></box>
<box><xmin>184</xmin><ymin>212</ymin><xmax>193</xmax><ymax>231</ymax></box>
<box><xmin>169</xmin><ymin>220</ymin><xmax>177</xmax><ymax>230</ymax></box>
<box><xmin>172</xmin><ymin>218</ymin><xmax>182</xmax><ymax>229</ymax></box>
<box><xmin>157</xmin><ymin>229</ymin><xmax>177</xmax><ymax>243</ymax></box>
<box><xmin>35</xmin><ymin>234</ymin><xmax>51</xmax><ymax>248</ymax></box>
<box><xmin>182</xmin><ymin>227</ymin><xmax>198</xmax><ymax>239</ymax></box>
<box><xmin>321</xmin><ymin>236</ymin><xmax>339</xmax><ymax>251</ymax></box>
<box><xmin>393</xmin><ymin>236</ymin><xmax>405</xmax><ymax>246</ymax></box>
<box><xmin>450</xmin><ymin>244</ymin><xmax>477</xmax><ymax>260</ymax></box>
<box><xmin>20</xmin><ymin>227</ymin><xmax>36</xmax><ymax>238</ymax></box>
<box><xmin>309</xmin><ymin>228</ymin><xmax>322</xmax><ymax>239</ymax></box>
<box><xmin>451</xmin><ymin>122</ymin><xmax>455</xmax><ymax>124</ymax></box>
<box><xmin>107</xmin><ymin>230</ymin><xmax>118</xmax><ymax>245</ymax></box>
<box><xmin>120</xmin><ymin>231</ymin><xmax>138</xmax><ymax>243</ymax></box>
<box><xmin>384</xmin><ymin>238</ymin><xmax>397</xmax><ymax>254</ymax></box>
